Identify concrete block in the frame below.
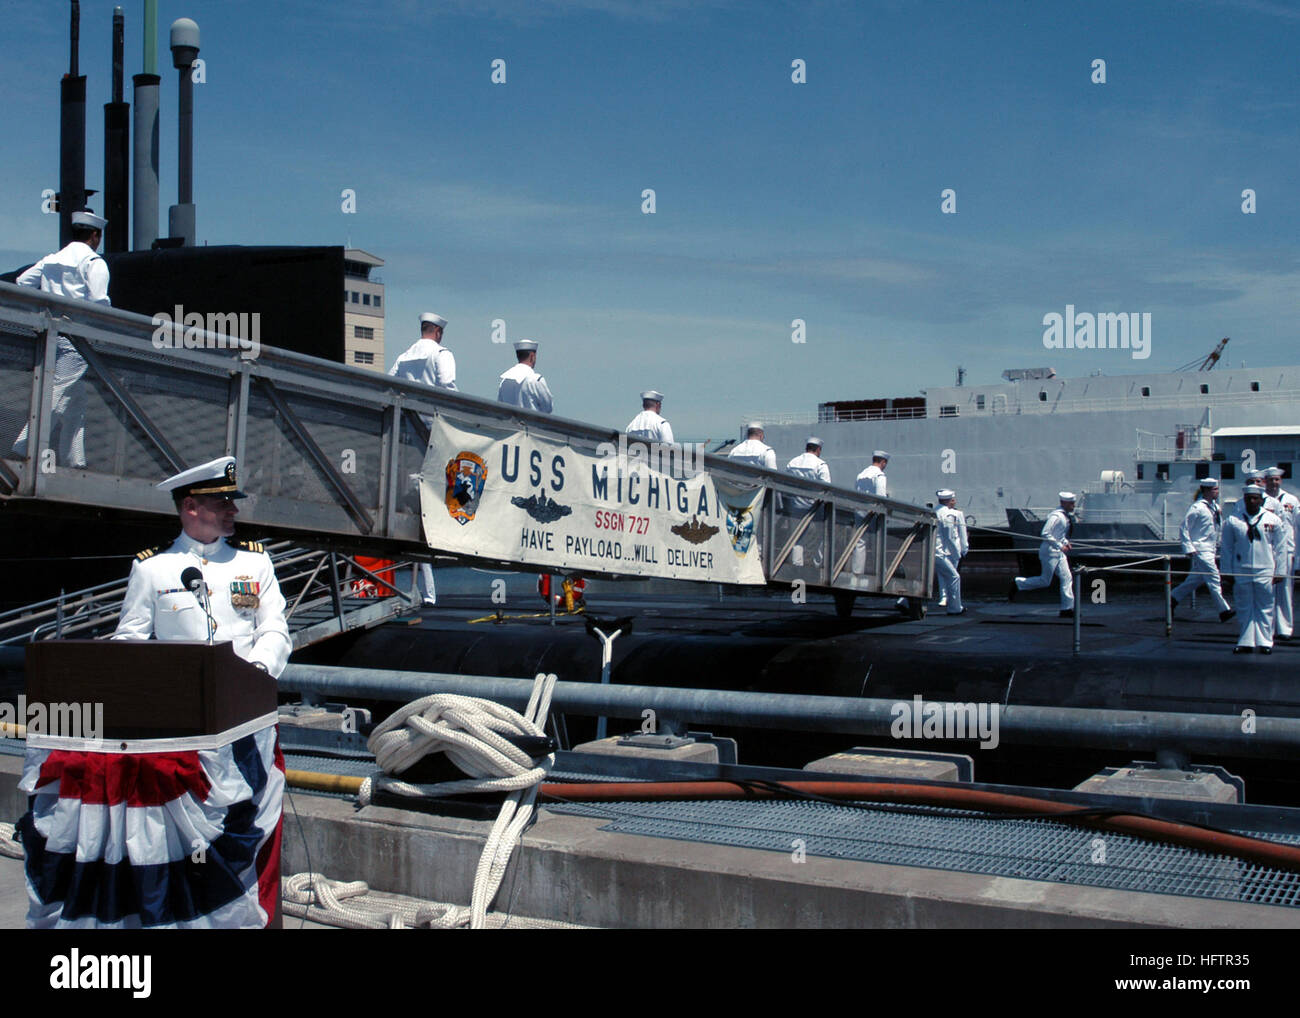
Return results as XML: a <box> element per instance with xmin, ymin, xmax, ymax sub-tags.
<box><xmin>804</xmin><ymin>747</ymin><xmax>964</xmax><ymax>782</ymax></box>
<box><xmin>1073</xmin><ymin>767</ymin><xmax>1239</xmax><ymax>803</ymax></box>
<box><xmin>571</xmin><ymin>735</ymin><xmax>719</xmax><ymax>763</ymax></box>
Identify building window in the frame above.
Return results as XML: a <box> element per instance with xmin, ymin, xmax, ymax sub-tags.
<box><xmin>1251</xmin><ymin>381</ymin><xmax>1261</xmax><ymax>392</ymax></box>
<box><xmin>1157</xmin><ymin>463</ymin><xmax>1170</xmax><ymax>480</ymax></box>
<box><xmin>1141</xmin><ymin>386</ymin><xmax>1150</xmax><ymax>396</ymax></box>
<box><xmin>373</xmin><ymin>295</ymin><xmax>382</xmax><ymax>308</ymax></box>
<box><xmin>351</xmin><ymin>292</ymin><xmax>359</xmax><ymax>304</ymax></box>
<box><xmin>1221</xmin><ymin>463</ymin><xmax>1236</xmax><ymax>480</ymax></box>
<box><xmin>975</xmin><ymin>395</ymin><xmax>985</xmax><ymax>410</ymax></box>
<box><xmin>354</xmin><ymin>325</ymin><xmax>374</xmax><ymax>340</ymax></box>
<box><xmin>354</xmin><ymin>351</ymin><xmax>374</xmax><ymax>364</ymax></box>
<box><xmin>1279</xmin><ymin>463</ymin><xmax>1293</xmax><ymax>479</ymax></box>
<box><xmin>363</xmin><ymin>293</ymin><xmax>371</xmax><ymax>306</ymax></box>
<box><xmin>1200</xmin><ymin>384</ymin><xmax>1209</xmax><ymax>394</ymax></box>
<box><xmin>1136</xmin><ymin>463</ymin><xmax>1144</xmax><ymax>480</ymax></box>
<box><xmin>1038</xmin><ymin>391</ymin><xmax>1047</xmax><ymax>402</ymax></box>
<box><xmin>1195</xmin><ymin>463</ymin><xmax>1210</xmax><ymax>479</ymax></box>
<box><xmin>939</xmin><ymin>405</ymin><xmax>959</xmax><ymax>417</ymax></box>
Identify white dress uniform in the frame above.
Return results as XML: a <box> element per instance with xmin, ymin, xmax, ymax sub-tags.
<box><xmin>390</xmin><ymin>323</ymin><xmax>454</xmax><ymax>606</ymax></box>
<box><xmin>497</xmin><ymin>363</ymin><xmax>554</xmax><ymax>414</ymax></box>
<box><xmin>112</xmin><ymin>532</ymin><xmax>291</xmax><ymax>677</ymax></box>
<box><xmin>12</xmin><ymin>238</ymin><xmax>110</xmax><ymax>468</ymax></box>
<box><xmin>1220</xmin><ymin>506</ymin><xmax>1287</xmax><ymax>649</ymax></box>
<box><xmin>1015</xmin><ymin>505</ymin><xmax>1075</xmax><ymax>608</ymax></box>
<box><xmin>855</xmin><ymin>464</ymin><xmax>887</xmax><ymax>498</ymax></box>
<box><xmin>1171</xmin><ymin>498</ymin><xmax>1231</xmax><ymax>614</ymax></box>
<box><xmin>1270</xmin><ymin>487</ymin><xmax>1298</xmax><ymax>637</ymax></box>
<box><xmin>389</xmin><ymin>338</ymin><xmax>457</xmax><ymax>391</ymax></box>
<box><xmin>935</xmin><ymin>502</ymin><xmax>969</xmax><ymax>614</ymax></box>
<box><xmin>784</xmin><ymin>452</ymin><xmax>830</xmax><ymax>513</ymax></box>
<box><xmin>849</xmin><ymin>466</ymin><xmax>886</xmax><ymax>575</ymax></box>
<box><xmin>784</xmin><ymin>451</ymin><xmax>830</xmax><ymax>568</ymax></box>
<box><xmin>625</xmin><ymin>410</ymin><xmax>674</xmax><ymax>445</ymax></box>
<box><xmin>728</xmin><ymin>439</ymin><xmax>776</xmax><ymax>471</ymax></box>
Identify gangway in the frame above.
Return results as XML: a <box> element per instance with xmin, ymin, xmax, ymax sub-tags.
<box><xmin>0</xmin><ymin>282</ymin><xmax>935</xmax><ymax>617</ymax></box>
<box><xmin>0</xmin><ymin>541</ymin><xmax>418</xmax><ymax>649</ymax></box>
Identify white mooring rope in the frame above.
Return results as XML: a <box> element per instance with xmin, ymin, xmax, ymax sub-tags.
<box><xmin>0</xmin><ymin>821</ymin><xmax>22</xmax><ymax>859</ymax></box>
<box><xmin>287</xmin><ymin>672</ymin><xmax>560</xmax><ymax>930</ymax></box>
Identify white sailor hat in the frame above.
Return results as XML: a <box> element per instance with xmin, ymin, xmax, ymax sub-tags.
<box><xmin>1264</xmin><ymin>467</ymin><xmax>1286</xmax><ymax>478</ymax></box>
<box><xmin>419</xmin><ymin>312</ymin><xmax>447</xmax><ymax>328</ymax></box>
<box><xmin>641</xmin><ymin>390</ymin><xmax>665</xmax><ymax>403</ymax></box>
<box><xmin>747</xmin><ymin>421</ymin><xmax>764</xmax><ymax>431</ymax></box>
<box><xmin>1243</xmin><ymin>484</ymin><xmax>1265</xmax><ymax>496</ymax></box>
<box><xmin>806</xmin><ymin>436</ymin><xmax>823</xmax><ymax>447</ymax></box>
<box><xmin>514</xmin><ymin>339</ymin><xmax>538</xmax><ymax>353</ymax></box>
<box><xmin>158</xmin><ymin>456</ymin><xmax>247</xmax><ymax>499</ymax></box>
<box><xmin>936</xmin><ymin>489</ymin><xmax>955</xmax><ymax>500</ymax></box>
<box><xmin>873</xmin><ymin>450</ymin><xmax>890</xmax><ymax>460</ymax></box>
<box><xmin>1059</xmin><ymin>491</ymin><xmax>1077</xmax><ymax>502</ymax></box>
<box><xmin>71</xmin><ymin>210</ymin><xmax>107</xmax><ymax>230</ymax></box>
<box><xmin>1199</xmin><ymin>477</ymin><xmax>1220</xmax><ymax>488</ymax></box>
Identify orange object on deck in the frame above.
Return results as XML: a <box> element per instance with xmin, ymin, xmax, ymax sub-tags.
<box><xmin>353</xmin><ymin>556</ymin><xmax>397</xmax><ymax>598</ymax></box>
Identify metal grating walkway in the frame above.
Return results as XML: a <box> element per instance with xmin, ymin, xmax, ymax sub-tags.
<box><xmin>549</xmin><ymin>798</ymin><xmax>1300</xmax><ymax>908</ymax></box>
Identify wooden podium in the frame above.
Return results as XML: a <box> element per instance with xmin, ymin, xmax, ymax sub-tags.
<box><xmin>23</xmin><ymin>640</ymin><xmax>282</xmax><ymax>928</ymax></box>
<box><xmin>26</xmin><ymin>640</ymin><xmax>277</xmax><ymax>740</ymax></box>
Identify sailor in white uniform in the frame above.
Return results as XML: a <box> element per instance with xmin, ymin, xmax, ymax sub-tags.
<box><xmin>625</xmin><ymin>390</ymin><xmax>675</xmax><ymax>445</ymax></box>
<box><xmin>784</xmin><ymin>438</ymin><xmax>830</xmax><ymax>567</ymax></box>
<box><xmin>728</xmin><ymin>422</ymin><xmax>777</xmax><ymax>471</ymax></box>
<box><xmin>112</xmin><ymin>456</ymin><xmax>291</xmax><ymax>677</ymax></box>
<box><xmin>851</xmin><ymin>450</ymin><xmax>892</xmax><ymax>586</ymax></box>
<box><xmin>855</xmin><ymin>451</ymin><xmax>889</xmax><ymax>498</ymax></box>
<box><xmin>389</xmin><ymin>312</ymin><xmax>456</xmax><ymax>392</ymax></box>
<box><xmin>389</xmin><ymin>312</ymin><xmax>454</xmax><ymax>605</ymax></box>
<box><xmin>934</xmin><ymin>489</ymin><xmax>969</xmax><ymax>614</ymax></box>
<box><xmin>784</xmin><ymin>437</ymin><xmax>831</xmax><ymax>512</ymax></box>
<box><xmin>1011</xmin><ymin>492</ymin><xmax>1077</xmax><ymax>616</ymax></box>
<box><xmin>496</xmin><ymin>339</ymin><xmax>554</xmax><ymax>414</ymax></box>
<box><xmin>1220</xmin><ymin>485</ymin><xmax>1287</xmax><ymax>653</ymax></box>
<box><xmin>12</xmin><ymin>210</ymin><xmax>110</xmax><ymax>468</ymax></box>
<box><xmin>1263</xmin><ymin>467</ymin><xmax>1298</xmax><ymax>640</ymax></box>
<box><xmin>1170</xmin><ymin>477</ymin><xmax>1235</xmax><ymax>622</ymax></box>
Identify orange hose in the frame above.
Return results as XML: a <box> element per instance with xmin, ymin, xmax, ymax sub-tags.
<box><xmin>540</xmin><ymin>779</ymin><xmax>1300</xmax><ymax>872</ymax></box>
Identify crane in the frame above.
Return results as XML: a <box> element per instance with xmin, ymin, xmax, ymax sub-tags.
<box><xmin>1175</xmin><ymin>338</ymin><xmax>1229</xmax><ymax>372</ymax></box>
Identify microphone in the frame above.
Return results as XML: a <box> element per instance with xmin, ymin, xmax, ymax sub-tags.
<box><xmin>180</xmin><ymin>566</ymin><xmax>216</xmax><ymax>645</ymax></box>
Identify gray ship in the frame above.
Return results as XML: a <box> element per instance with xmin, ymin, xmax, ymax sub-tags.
<box><xmin>759</xmin><ymin>355</ymin><xmax>1300</xmax><ymax>555</ymax></box>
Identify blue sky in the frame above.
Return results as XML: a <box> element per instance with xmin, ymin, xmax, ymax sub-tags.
<box><xmin>2</xmin><ymin>0</ymin><xmax>1296</xmax><ymax>440</ymax></box>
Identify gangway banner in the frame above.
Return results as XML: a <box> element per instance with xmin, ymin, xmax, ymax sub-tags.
<box><xmin>418</xmin><ymin>417</ymin><xmax>767</xmax><ymax>584</ymax></box>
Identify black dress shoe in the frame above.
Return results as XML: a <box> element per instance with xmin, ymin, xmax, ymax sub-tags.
<box><xmin>1277</xmin><ymin>634</ymin><xmax>1292</xmax><ymax>643</ymax></box>
<box><xmin>1261</xmin><ymin>647</ymin><xmax>1273</xmax><ymax>655</ymax></box>
<box><xmin>1233</xmin><ymin>646</ymin><xmax>1254</xmax><ymax>654</ymax></box>
<box><xmin>1007</xmin><ymin>581</ymin><xmax>1019</xmax><ymax>602</ymax></box>
<box><xmin>1170</xmin><ymin>596</ymin><xmax>1179</xmax><ymax>612</ymax></box>
<box><xmin>1059</xmin><ymin>608</ymin><xmax>1075</xmax><ymax>618</ymax></box>
<box><xmin>1220</xmin><ymin>609</ymin><xmax>1237</xmax><ymax>623</ymax></box>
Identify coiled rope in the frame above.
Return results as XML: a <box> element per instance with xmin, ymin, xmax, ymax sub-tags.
<box><xmin>300</xmin><ymin>672</ymin><xmax>558</xmax><ymax>929</ymax></box>
<box><xmin>280</xmin><ymin>872</ymin><xmax>584</xmax><ymax>929</ymax></box>
<box><xmin>0</xmin><ymin>821</ymin><xmax>22</xmax><ymax>859</ymax></box>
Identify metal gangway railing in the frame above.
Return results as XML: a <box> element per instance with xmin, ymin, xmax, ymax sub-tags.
<box><xmin>0</xmin><ymin>541</ymin><xmax>418</xmax><ymax>649</ymax></box>
<box><xmin>0</xmin><ymin>282</ymin><xmax>934</xmax><ymax>611</ymax></box>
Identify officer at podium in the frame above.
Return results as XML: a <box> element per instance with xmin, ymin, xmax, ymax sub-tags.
<box><xmin>113</xmin><ymin>456</ymin><xmax>291</xmax><ymax>677</ymax></box>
